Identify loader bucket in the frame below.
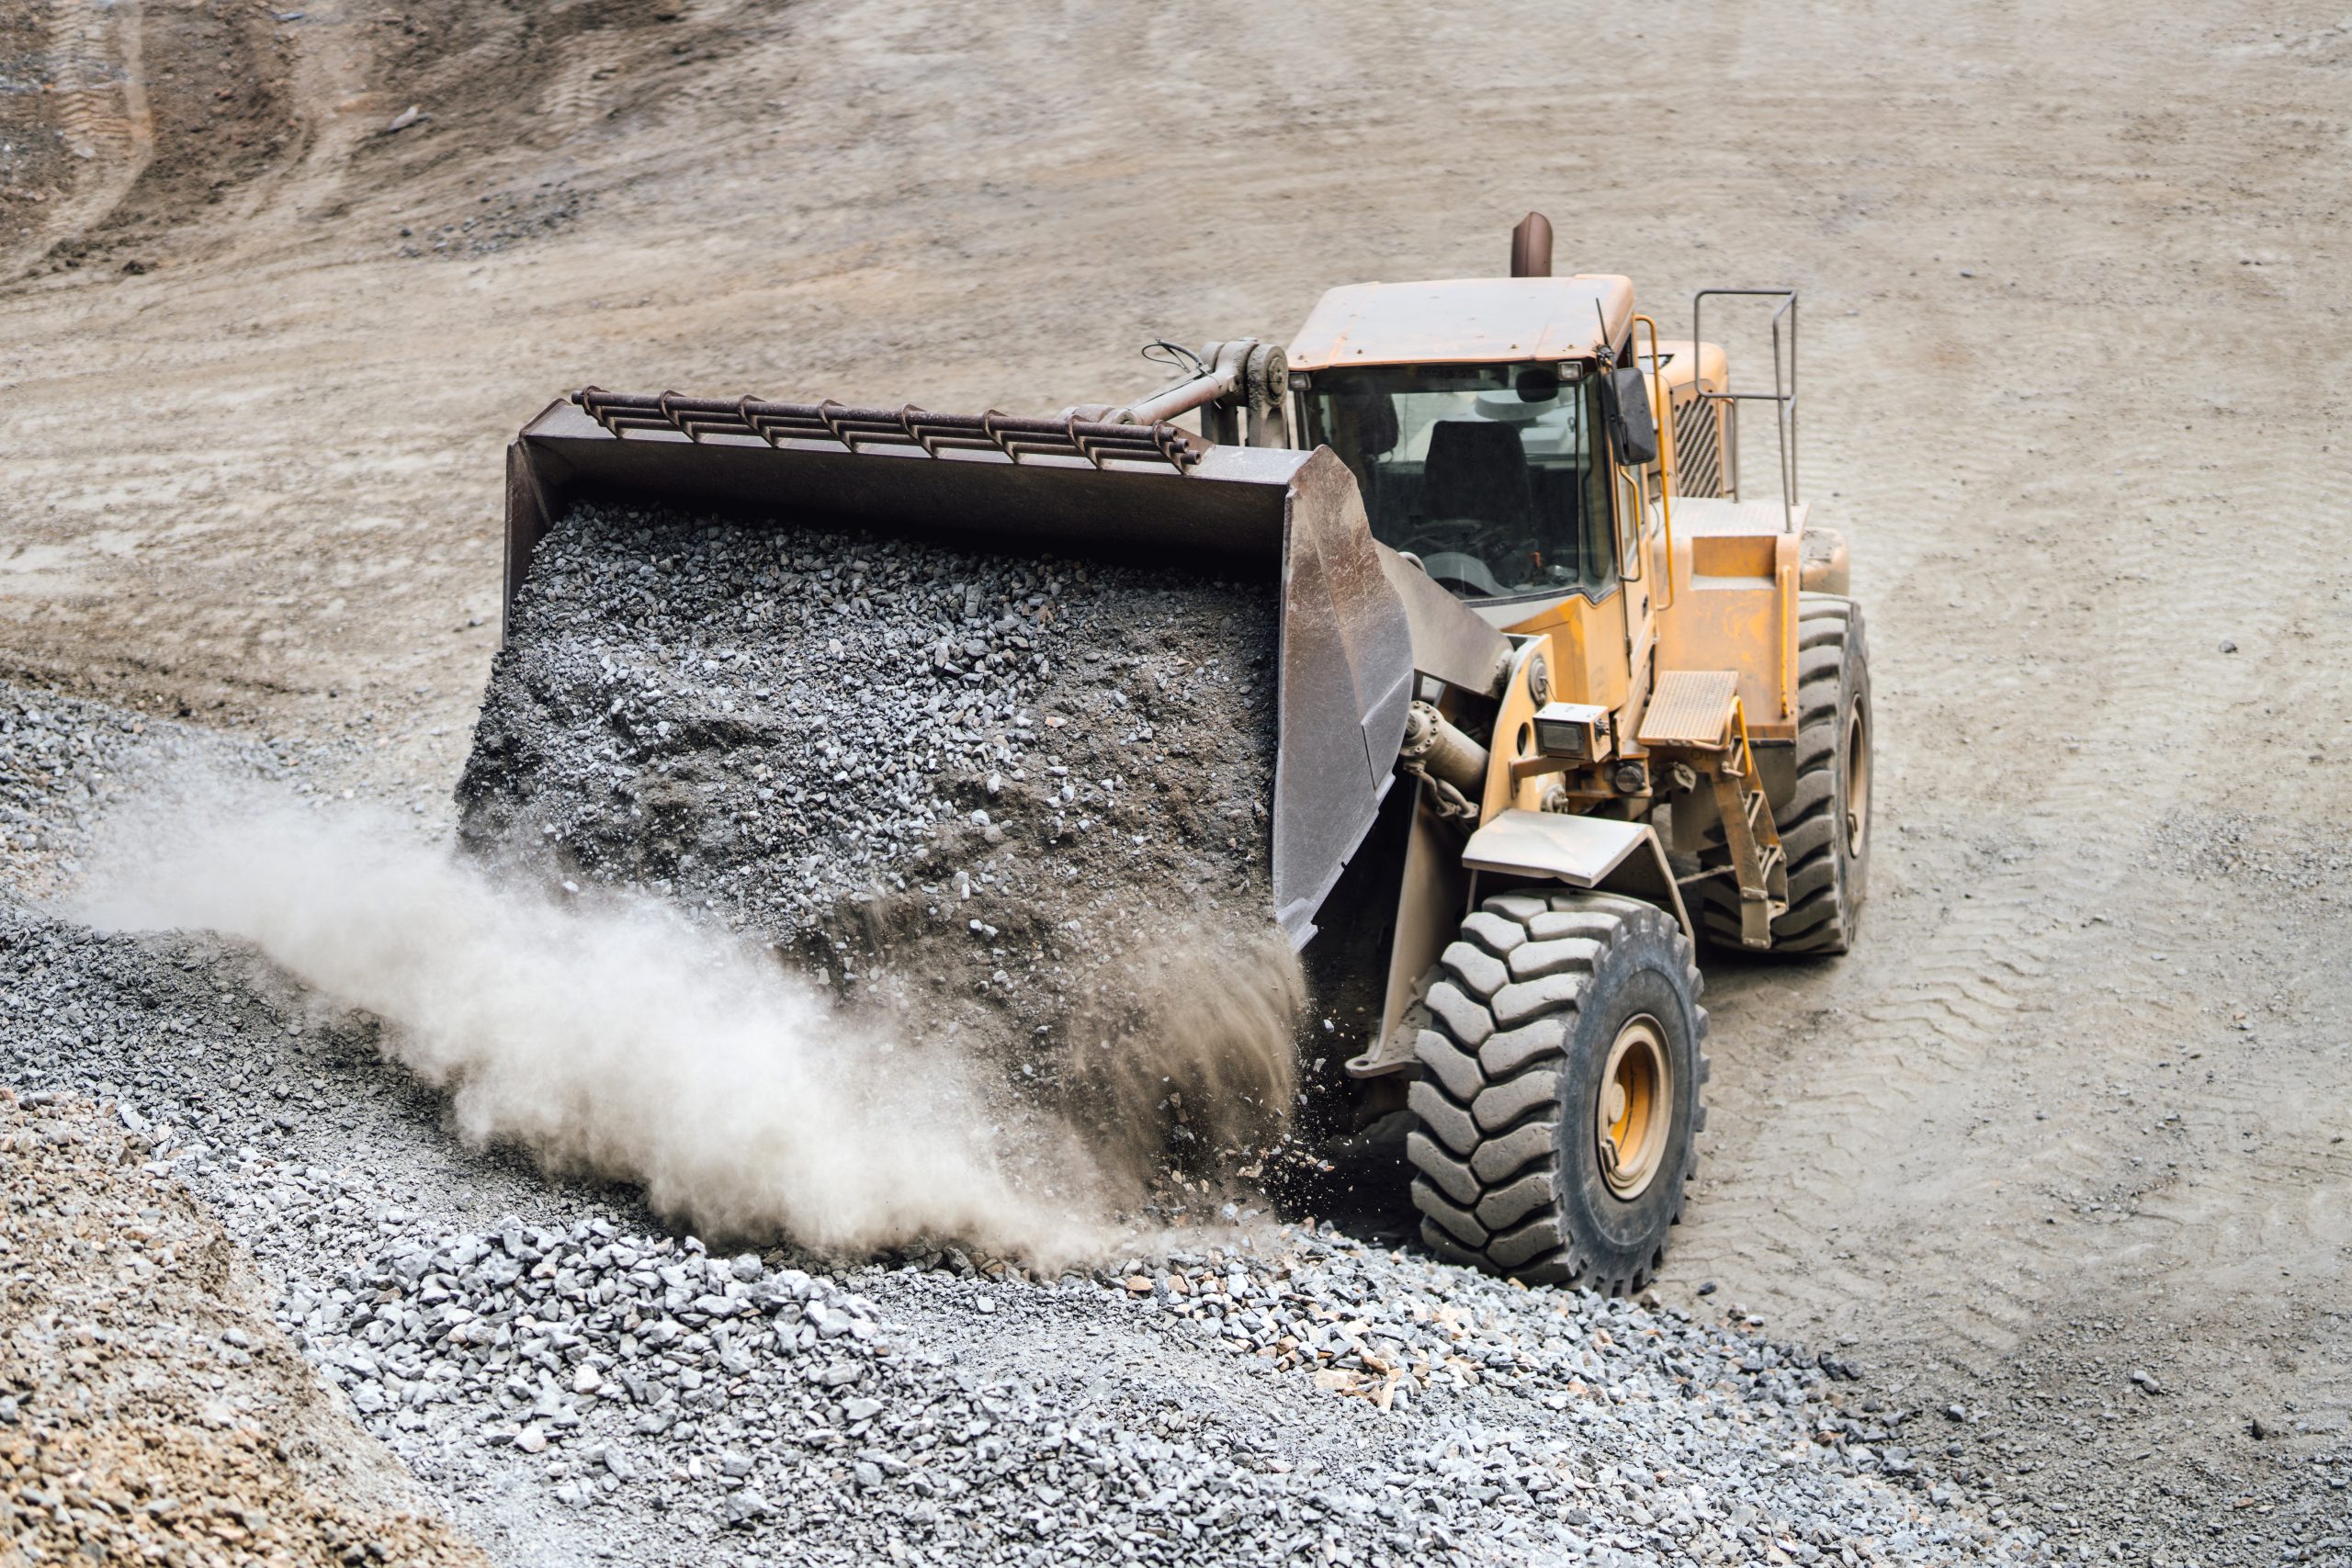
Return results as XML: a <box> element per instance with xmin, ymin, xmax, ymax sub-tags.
<box><xmin>501</xmin><ymin>391</ymin><xmax>1417</xmax><ymax>945</ymax></box>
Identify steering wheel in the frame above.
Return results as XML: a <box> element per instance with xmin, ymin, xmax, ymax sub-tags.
<box><xmin>1396</xmin><ymin>517</ymin><xmax>1509</xmax><ymax>558</ymax></box>
<box><xmin>1398</xmin><ymin>517</ymin><xmax>1545</xmax><ymax>596</ymax></box>
<box><xmin>1415</xmin><ymin>550</ymin><xmax>1511</xmax><ymax>597</ymax></box>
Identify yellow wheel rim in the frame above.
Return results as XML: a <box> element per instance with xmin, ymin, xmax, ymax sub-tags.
<box><xmin>1596</xmin><ymin>1015</ymin><xmax>1672</xmax><ymax>1200</ymax></box>
<box><xmin>1845</xmin><ymin>704</ymin><xmax>1870</xmax><ymax>858</ymax></box>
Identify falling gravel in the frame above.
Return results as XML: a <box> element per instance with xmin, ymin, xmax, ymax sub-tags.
<box><xmin>458</xmin><ymin>502</ymin><xmax>1303</xmax><ymax>1158</ymax></box>
<box><xmin>75</xmin><ymin>794</ymin><xmax>1129</xmax><ymax>1262</ymax></box>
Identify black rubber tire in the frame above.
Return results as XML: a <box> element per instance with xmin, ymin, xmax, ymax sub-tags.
<box><xmin>1401</xmin><ymin>891</ymin><xmax>1708</xmax><ymax>1294</ymax></box>
<box><xmin>1693</xmin><ymin>594</ymin><xmax>1872</xmax><ymax>955</ymax></box>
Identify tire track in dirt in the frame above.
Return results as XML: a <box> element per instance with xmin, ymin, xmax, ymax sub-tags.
<box><xmin>533</xmin><ymin>50</ymin><xmax>618</xmax><ymax>144</ymax></box>
<box><xmin>1686</xmin><ymin>389</ymin><xmax>2349</xmax><ymax>1371</ymax></box>
<box><xmin>1668</xmin><ymin>0</ymin><xmax>2352</xmax><ymax>1386</ymax></box>
<box><xmin>9</xmin><ymin>0</ymin><xmax>151</xmax><ymax>278</ymax></box>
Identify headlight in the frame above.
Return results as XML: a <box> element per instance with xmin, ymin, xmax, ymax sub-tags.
<box><xmin>1532</xmin><ymin>702</ymin><xmax>1611</xmax><ymax>761</ymax></box>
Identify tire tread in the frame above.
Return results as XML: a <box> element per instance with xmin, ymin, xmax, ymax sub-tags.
<box><xmin>1405</xmin><ymin>892</ymin><xmax>1707</xmax><ymax>1295</ymax></box>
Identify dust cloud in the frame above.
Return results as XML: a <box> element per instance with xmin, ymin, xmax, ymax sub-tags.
<box><xmin>1060</xmin><ymin>930</ymin><xmax>1305</xmax><ymax>1187</ymax></box>
<box><xmin>74</xmin><ymin>785</ymin><xmax>1303</xmax><ymax>1265</ymax></box>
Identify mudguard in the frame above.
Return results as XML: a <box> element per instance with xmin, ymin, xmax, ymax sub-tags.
<box><xmin>1461</xmin><ymin>810</ymin><xmax>1692</xmax><ymax>936</ymax></box>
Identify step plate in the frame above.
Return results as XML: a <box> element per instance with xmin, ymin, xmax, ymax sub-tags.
<box><xmin>1638</xmin><ymin>670</ymin><xmax>1740</xmax><ymax>750</ymax></box>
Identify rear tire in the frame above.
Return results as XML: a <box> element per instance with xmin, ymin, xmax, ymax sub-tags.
<box><xmin>1693</xmin><ymin>594</ymin><xmax>1872</xmax><ymax>954</ymax></box>
<box><xmin>1402</xmin><ymin>891</ymin><xmax>1708</xmax><ymax>1294</ymax></box>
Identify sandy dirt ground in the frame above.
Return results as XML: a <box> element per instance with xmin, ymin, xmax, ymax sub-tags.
<box><xmin>0</xmin><ymin>1090</ymin><xmax>488</xmax><ymax>1566</ymax></box>
<box><xmin>6</xmin><ymin>0</ymin><xmax>2350</xmax><ymax>1561</ymax></box>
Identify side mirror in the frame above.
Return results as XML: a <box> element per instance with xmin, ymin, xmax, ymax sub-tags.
<box><xmin>1599</xmin><ymin>365</ymin><xmax>1658</xmax><ymax>467</ymax></box>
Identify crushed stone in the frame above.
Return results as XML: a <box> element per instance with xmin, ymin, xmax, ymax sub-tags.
<box><xmin>0</xmin><ymin>682</ymin><xmax>292</xmax><ymax>900</ymax></box>
<box><xmin>0</xmin><ymin>875</ymin><xmax>2040</xmax><ymax>1566</ymax></box>
<box><xmin>458</xmin><ymin>502</ymin><xmax>1296</xmax><ymax>1131</ymax></box>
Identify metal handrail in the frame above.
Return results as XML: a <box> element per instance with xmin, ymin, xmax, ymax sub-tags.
<box><xmin>1614</xmin><ymin>464</ymin><xmax>1646</xmax><ymax>585</ymax></box>
<box><xmin>1690</xmin><ymin>288</ymin><xmax>1799</xmax><ymax>533</ymax></box>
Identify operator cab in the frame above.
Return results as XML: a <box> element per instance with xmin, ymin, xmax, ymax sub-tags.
<box><xmin>1297</xmin><ymin>360</ymin><xmax>1612</xmax><ymax>602</ymax></box>
<box><xmin>1284</xmin><ymin>273</ymin><xmax>1639</xmax><ymax>610</ymax></box>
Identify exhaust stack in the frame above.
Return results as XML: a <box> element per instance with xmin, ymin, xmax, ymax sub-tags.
<box><xmin>1510</xmin><ymin>211</ymin><xmax>1554</xmax><ymax>277</ymax></box>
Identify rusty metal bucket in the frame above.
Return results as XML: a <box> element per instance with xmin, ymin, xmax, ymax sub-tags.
<box><xmin>501</xmin><ymin>390</ymin><xmax>1418</xmax><ymax>945</ymax></box>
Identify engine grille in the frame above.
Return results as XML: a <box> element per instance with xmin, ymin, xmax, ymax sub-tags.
<box><xmin>1672</xmin><ymin>397</ymin><xmax>1726</xmax><ymax>498</ymax></box>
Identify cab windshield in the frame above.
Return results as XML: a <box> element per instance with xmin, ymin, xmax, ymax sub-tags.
<box><xmin>1299</xmin><ymin>363</ymin><xmax>1615</xmax><ymax>603</ymax></box>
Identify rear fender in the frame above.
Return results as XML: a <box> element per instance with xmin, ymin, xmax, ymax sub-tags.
<box><xmin>1799</xmin><ymin>527</ymin><xmax>1849</xmax><ymax>595</ymax></box>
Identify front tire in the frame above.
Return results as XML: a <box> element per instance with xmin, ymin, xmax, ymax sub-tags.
<box><xmin>1402</xmin><ymin>891</ymin><xmax>1708</xmax><ymax>1294</ymax></box>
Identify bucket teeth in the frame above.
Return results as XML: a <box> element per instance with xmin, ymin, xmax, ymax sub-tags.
<box><xmin>571</xmin><ymin>388</ymin><xmax>1207</xmax><ymax>472</ymax></box>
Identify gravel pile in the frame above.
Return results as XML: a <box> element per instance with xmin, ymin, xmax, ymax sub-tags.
<box><xmin>0</xmin><ymin>679</ymin><xmax>396</xmax><ymax>909</ymax></box>
<box><xmin>245</xmin><ymin>1205</ymin><xmax>2036</xmax><ymax>1567</ymax></box>
<box><xmin>0</xmin><ymin>897</ymin><xmax>2041</xmax><ymax>1566</ymax></box>
<box><xmin>0</xmin><ymin>682</ymin><xmax>297</xmax><ymax>900</ymax></box>
<box><xmin>458</xmin><ymin>502</ymin><xmax>1290</xmax><ymax>1092</ymax></box>
<box><xmin>0</xmin><ymin>1090</ymin><xmax>488</xmax><ymax>1568</ymax></box>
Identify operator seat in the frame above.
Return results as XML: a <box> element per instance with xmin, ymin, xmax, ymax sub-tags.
<box><xmin>1422</xmin><ymin>420</ymin><xmax>1532</xmax><ymax>530</ymax></box>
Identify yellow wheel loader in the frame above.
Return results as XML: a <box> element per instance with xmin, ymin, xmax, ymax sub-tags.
<box><xmin>491</xmin><ymin>213</ymin><xmax>1871</xmax><ymax>1294</ymax></box>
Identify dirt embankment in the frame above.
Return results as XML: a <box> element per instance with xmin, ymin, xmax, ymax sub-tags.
<box><xmin>4</xmin><ymin>0</ymin><xmax>766</xmax><ymax>282</ymax></box>
<box><xmin>2</xmin><ymin>0</ymin><xmax>300</xmax><ymax>277</ymax></box>
<box><xmin>0</xmin><ymin>1090</ymin><xmax>487</xmax><ymax>1567</ymax></box>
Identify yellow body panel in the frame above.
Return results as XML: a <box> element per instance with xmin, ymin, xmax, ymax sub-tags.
<box><xmin>1640</xmin><ymin>330</ymin><xmax>1795</xmax><ymax>745</ymax></box>
<box><xmin>1464</xmin><ymin>321</ymin><xmax>1796</xmax><ymax>810</ymax></box>
<box><xmin>1499</xmin><ymin>592</ymin><xmax>1630</xmax><ymax>715</ymax></box>
<box><xmin>1654</xmin><ymin>517</ymin><xmax>1800</xmax><ymax>742</ymax></box>
<box><xmin>1645</xmin><ymin>339</ymin><xmax>1729</xmax><ymax>400</ymax></box>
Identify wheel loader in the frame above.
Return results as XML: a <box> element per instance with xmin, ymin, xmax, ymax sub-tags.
<box><xmin>490</xmin><ymin>213</ymin><xmax>1871</xmax><ymax>1295</ymax></box>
